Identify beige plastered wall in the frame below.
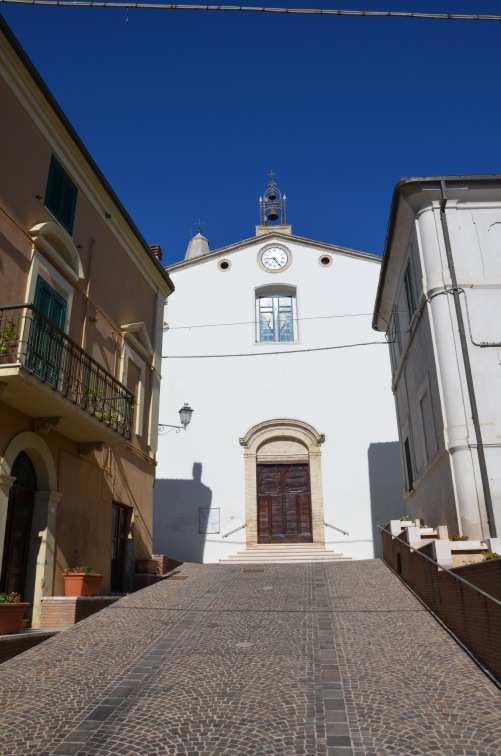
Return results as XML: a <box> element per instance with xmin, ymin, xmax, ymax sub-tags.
<box><xmin>0</xmin><ymin>76</ymin><xmax>160</xmax><ymax>461</ymax></box>
<box><xmin>0</xmin><ymin>62</ymin><xmax>167</xmax><ymax>624</ymax></box>
<box><xmin>0</xmin><ymin>405</ymin><xmax>154</xmax><ymax>625</ymax></box>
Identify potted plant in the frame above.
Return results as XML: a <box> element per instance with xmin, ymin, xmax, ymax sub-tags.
<box><xmin>87</xmin><ymin>388</ymin><xmax>121</xmax><ymax>427</ymax></box>
<box><xmin>483</xmin><ymin>551</ymin><xmax>501</xmax><ymax>561</ymax></box>
<box><xmin>63</xmin><ymin>566</ymin><xmax>103</xmax><ymax>597</ymax></box>
<box><xmin>0</xmin><ymin>591</ymin><xmax>29</xmax><ymax>634</ymax></box>
<box><xmin>0</xmin><ymin>321</ymin><xmax>19</xmax><ymax>363</ymax></box>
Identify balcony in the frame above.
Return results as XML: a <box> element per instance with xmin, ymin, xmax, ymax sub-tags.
<box><xmin>0</xmin><ymin>304</ymin><xmax>134</xmax><ymax>443</ymax></box>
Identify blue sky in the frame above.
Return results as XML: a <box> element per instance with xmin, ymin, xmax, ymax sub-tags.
<box><xmin>3</xmin><ymin>2</ymin><xmax>501</xmax><ymax>264</ymax></box>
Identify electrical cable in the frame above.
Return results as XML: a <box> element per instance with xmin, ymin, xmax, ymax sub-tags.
<box><xmin>162</xmin><ymin>339</ymin><xmax>387</xmax><ymax>358</ymax></box>
<box><xmin>164</xmin><ymin>312</ymin><xmax>375</xmax><ymax>330</ymax></box>
<box><xmin>2</xmin><ymin>0</ymin><xmax>501</xmax><ymax>23</ymax></box>
<box><xmin>164</xmin><ymin>310</ymin><xmax>415</xmax><ymax>331</ymax></box>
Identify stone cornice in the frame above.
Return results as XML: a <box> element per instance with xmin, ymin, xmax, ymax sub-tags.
<box><xmin>373</xmin><ymin>175</ymin><xmax>501</xmax><ymax>331</ymax></box>
<box><xmin>239</xmin><ymin>418</ymin><xmax>325</xmax><ymax>449</ymax></box>
<box><xmin>166</xmin><ymin>232</ymin><xmax>381</xmax><ymax>274</ymax></box>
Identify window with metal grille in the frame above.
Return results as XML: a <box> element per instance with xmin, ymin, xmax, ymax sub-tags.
<box><xmin>44</xmin><ymin>156</ymin><xmax>78</xmax><ymax>235</ymax></box>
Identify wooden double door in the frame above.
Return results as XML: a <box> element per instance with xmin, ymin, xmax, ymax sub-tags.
<box><xmin>257</xmin><ymin>463</ymin><xmax>313</xmax><ymax>544</ymax></box>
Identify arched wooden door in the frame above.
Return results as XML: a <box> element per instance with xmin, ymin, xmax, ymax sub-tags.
<box><xmin>0</xmin><ymin>452</ymin><xmax>36</xmax><ymax>596</ymax></box>
<box><xmin>257</xmin><ymin>463</ymin><xmax>313</xmax><ymax>543</ymax></box>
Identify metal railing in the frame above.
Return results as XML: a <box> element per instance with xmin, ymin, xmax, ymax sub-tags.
<box><xmin>324</xmin><ymin>521</ymin><xmax>349</xmax><ymax>536</ymax></box>
<box><xmin>379</xmin><ymin>524</ymin><xmax>501</xmax><ymax>684</ymax></box>
<box><xmin>0</xmin><ymin>304</ymin><xmax>135</xmax><ymax>438</ymax></box>
<box><xmin>222</xmin><ymin>524</ymin><xmax>246</xmax><ymax>539</ymax></box>
<box><xmin>378</xmin><ymin>524</ymin><xmax>501</xmax><ymax>606</ymax></box>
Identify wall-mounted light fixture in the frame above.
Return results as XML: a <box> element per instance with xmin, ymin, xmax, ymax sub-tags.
<box><xmin>159</xmin><ymin>403</ymin><xmax>194</xmax><ymax>435</ymax></box>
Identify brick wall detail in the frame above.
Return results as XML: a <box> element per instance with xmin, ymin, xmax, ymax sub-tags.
<box><xmin>0</xmin><ymin>631</ymin><xmax>58</xmax><ymax>665</ymax></box>
<box><xmin>152</xmin><ymin>555</ymin><xmax>183</xmax><ymax>575</ymax></box>
<box><xmin>40</xmin><ymin>597</ymin><xmax>119</xmax><ymax>629</ymax></box>
<box><xmin>382</xmin><ymin>529</ymin><xmax>501</xmax><ymax>681</ymax></box>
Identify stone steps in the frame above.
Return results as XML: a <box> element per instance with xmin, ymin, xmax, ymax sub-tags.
<box><xmin>220</xmin><ymin>543</ymin><xmax>351</xmax><ymax>564</ymax></box>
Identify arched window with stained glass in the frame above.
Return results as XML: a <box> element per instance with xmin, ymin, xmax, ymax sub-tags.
<box><xmin>255</xmin><ymin>285</ymin><xmax>297</xmax><ymax>344</ymax></box>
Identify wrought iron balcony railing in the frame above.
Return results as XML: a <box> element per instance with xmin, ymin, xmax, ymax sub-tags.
<box><xmin>0</xmin><ymin>304</ymin><xmax>135</xmax><ymax>439</ymax></box>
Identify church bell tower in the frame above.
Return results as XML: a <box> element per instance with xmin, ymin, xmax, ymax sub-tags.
<box><xmin>256</xmin><ymin>172</ymin><xmax>292</xmax><ymax>236</ymax></box>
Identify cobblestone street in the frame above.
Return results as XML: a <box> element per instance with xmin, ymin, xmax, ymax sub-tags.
<box><xmin>1</xmin><ymin>560</ymin><xmax>500</xmax><ymax>756</ymax></box>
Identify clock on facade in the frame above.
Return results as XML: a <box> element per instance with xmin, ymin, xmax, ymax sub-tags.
<box><xmin>259</xmin><ymin>245</ymin><xmax>292</xmax><ymax>272</ymax></box>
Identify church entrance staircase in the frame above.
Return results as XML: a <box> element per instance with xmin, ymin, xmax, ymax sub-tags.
<box><xmin>219</xmin><ymin>543</ymin><xmax>351</xmax><ymax>564</ymax></box>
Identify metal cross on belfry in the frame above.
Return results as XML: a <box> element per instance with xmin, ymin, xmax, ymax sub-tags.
<box><xmin>191</xmin><ymin>219</ymin><xmax>205</xmax><ymax>237</ymax></box>
<box><xmin>259</xmin><ymin>172</ymin><xmax>286</xmax><ymax>226</ymax></box>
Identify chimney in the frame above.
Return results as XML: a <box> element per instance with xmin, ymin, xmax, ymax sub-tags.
<box><xmin>150</xmin><ymin>245</ymin><xmax>163</xmax><ymax>261</ymax></box>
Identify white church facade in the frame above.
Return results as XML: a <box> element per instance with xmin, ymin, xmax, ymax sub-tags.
<box><xmin>154</xmin><ymin>178</ymin><xmax>402</xmax><ymax>562</ymax></box>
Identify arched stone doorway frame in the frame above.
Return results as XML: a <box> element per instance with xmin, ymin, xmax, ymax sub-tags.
<box><xmin>239</xmin><ymin>419</ymin><xmax>325</xmax><ymax>548</ymax></box>
<box><xmin>0</xmin><ymin>432</ymin><xmax>61</xmax><ymax>627</ymax></box>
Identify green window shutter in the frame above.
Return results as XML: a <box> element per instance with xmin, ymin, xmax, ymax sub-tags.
<box><xmin>34</xmin><ymin>277</ymin><xmax>66</xmax><ymax>328</ymax></box>
<box><xmin>35</xmin><ymin>282</ymin><xmax>52</xmax><ymax>318</ymax></box>
<box><xmin>44</xmin><ymin>156</ymin><xmax>78</xmax><ymax>235</ymax></box>
<box><xmin>45</xmin><ymin>163</ymin><xmax>63</xmax><ymax>215</ymax></box>
<box><xmin>49</xmin><ymin>295</ymin><xmax>66</xmax><ymax>330</ymax></box>
<box><xmin>60</xmin><ymin>181</ymin><xmax>77</xmax><ymax>234</ymax></box>
<box><xmin>31</xmin><ymin>277</ymin><xmax>67</xmax><ymax>386</ymax></box>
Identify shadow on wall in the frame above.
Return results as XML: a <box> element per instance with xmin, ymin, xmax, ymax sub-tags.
<box><xmin>153</xmin><ymin>462</ymin><xmax>212</xmax><ymax>564</ymax></box>
<box><xmin>368</xmin><ymin>442</ymin><xmax>404</xmax><ymax>558</ymax></box>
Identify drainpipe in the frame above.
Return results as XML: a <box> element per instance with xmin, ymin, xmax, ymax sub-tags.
<box><xmin>439</xmin><ymin>180</ymin><xmax>496</xmax><ymax>538</ymax></box>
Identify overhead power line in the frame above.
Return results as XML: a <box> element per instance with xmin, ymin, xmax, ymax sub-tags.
<box><xmin>3</xmin><ymin>0</ymin><xmax>501</xmax><ymax>23</ymax></box>
<box><xmin>164</xmin><ymin>308</ymin><xmax>417</xmax><ymax>331</ymax></box>
<box><xmin>162</xmin><ymin>339</ymin><xmax>387</xmax><ymax>358</ymax></box>
<box><xmin>165</xmin><ymin>312</ymin><xmax>374</xmax><ymax>330</ymax></box>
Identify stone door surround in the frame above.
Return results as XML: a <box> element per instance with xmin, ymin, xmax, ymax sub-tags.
<box><xmin>239</xmin><ymin>419</ymin><xmax>325</xmax><ymax>549</ymax></box>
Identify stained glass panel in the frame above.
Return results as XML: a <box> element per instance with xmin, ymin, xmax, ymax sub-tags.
<box><xmin>258</xmin><ymin>295</ymin><xmax>293</xmax><ymax>342</ymax></box>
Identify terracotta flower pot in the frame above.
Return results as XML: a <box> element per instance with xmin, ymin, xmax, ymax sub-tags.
<box><xmin>63</xmin><ymin>573</ymin><xmax>103</xmax><ymax>597</ymax></box>
<box><xmin>0</xmin><ymin>602</ymin><xmax>29</xmax><ymax>634</ymax></box>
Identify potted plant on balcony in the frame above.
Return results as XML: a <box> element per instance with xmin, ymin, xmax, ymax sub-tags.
<box><xmin>0</xmin><ymin>591</ymin><xmax>29</xmax><ymax>634</ymax></box>
<box><xmin>483</xmin><ymin>551</ymin><xmax>501</xmax><ymax>561</ymax></box>
<box><xmin>0</xmin><ymin>321</ymin><xmax>19</xmax><ymax>364</ymax></box>
<box><xmin>87</xmin><ymin>388</ymin><xmax>119</xmax><ymax>427</ymax></box>
<box><xmin>63</xmin><ymin>566</ymin><xmax>103</xmax><ymax>597</ymax></box>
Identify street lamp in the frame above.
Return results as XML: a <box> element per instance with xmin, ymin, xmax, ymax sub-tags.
<box><xmin>158</xmin><ymin>403</ymin><xmax>194</xmax><ymax>434</ymax></box>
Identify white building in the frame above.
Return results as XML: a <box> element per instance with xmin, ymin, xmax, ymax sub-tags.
<box><xmin>373</xmin><ymin>175</ymin><xmax>501</xmax><ymax>540</ymax></box>
<box><xmin>154</xmin><ymin>178</ymin><xmax>402</xmax><ymax>562</ymax></box>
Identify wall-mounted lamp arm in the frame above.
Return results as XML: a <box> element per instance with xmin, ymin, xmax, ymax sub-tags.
<box><xmin>158</xmin><ymin>403</ymin><xmax>194</xmax><ymax>435</ymax></box>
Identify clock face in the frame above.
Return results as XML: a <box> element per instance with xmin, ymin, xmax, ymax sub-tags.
<box><xmin>261</xmin><ymin>246</ymin><xmax>289</xmax><ymax>270</ymax></box>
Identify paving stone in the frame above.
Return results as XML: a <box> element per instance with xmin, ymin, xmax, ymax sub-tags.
<box><xmin>0</xmin><ymin>560</ymin><xmax>499</xmax><ymax>754</ymax></box>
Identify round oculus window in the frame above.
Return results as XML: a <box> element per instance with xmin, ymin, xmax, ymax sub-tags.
<box><xmin>217</xmin><ymin>259</ymin><xmax>231</xmax><ymax>271</ymax></box>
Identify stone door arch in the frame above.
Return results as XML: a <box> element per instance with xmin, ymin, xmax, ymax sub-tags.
<box><xmin>0</xmin><ymin>432</ymin><xmax>61</xmax><ymax>626</ymax></box>
<box><xmin>1</xmin><ymin>452</ymin><xmax>37</xmax><ymax>596</ymax></box>
<box><xmin>239</xmin><ymin>419</ymin><xmax>325</xmax><ymax>548</ymax></box>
